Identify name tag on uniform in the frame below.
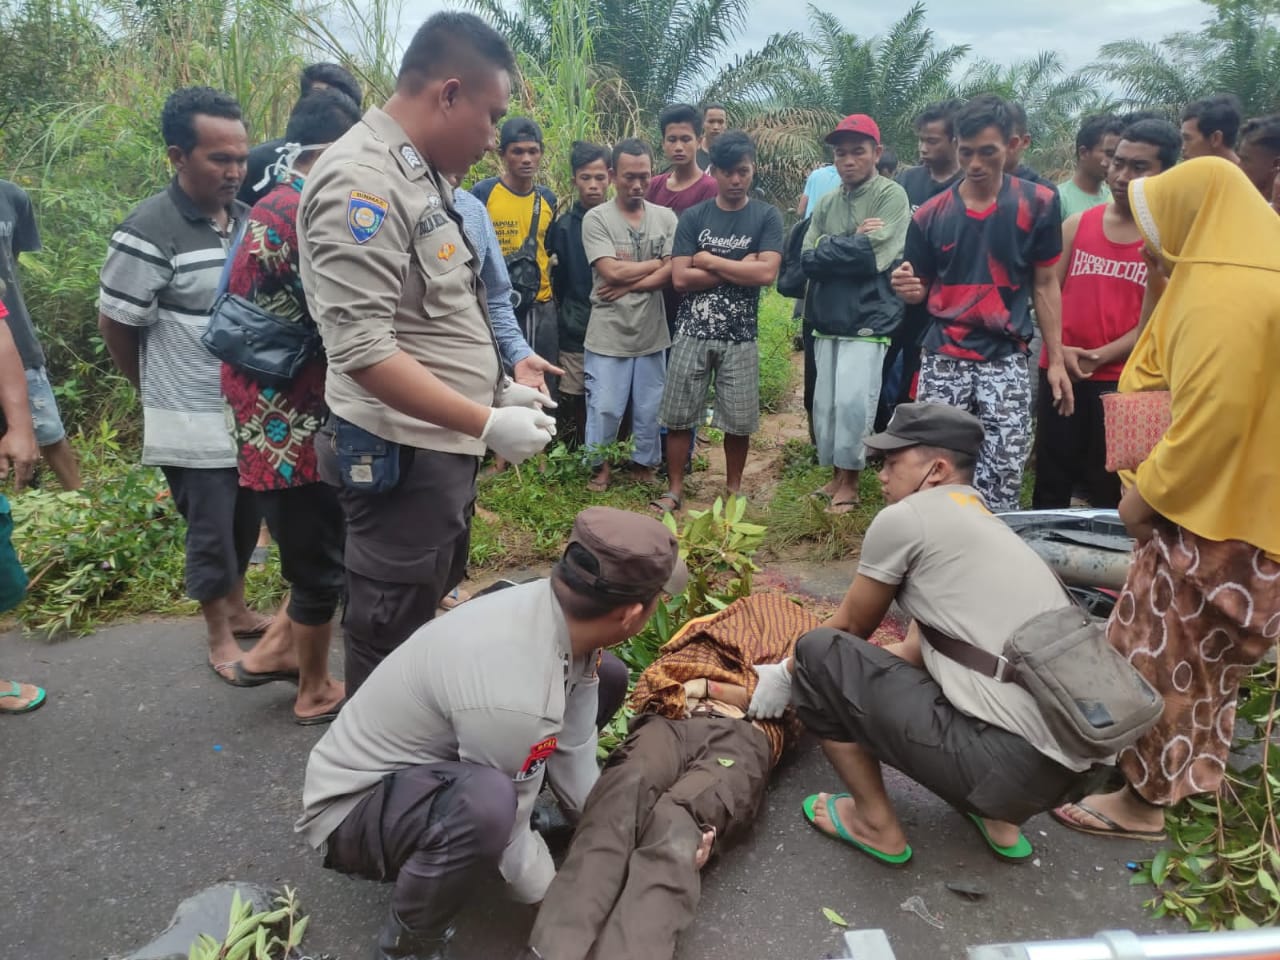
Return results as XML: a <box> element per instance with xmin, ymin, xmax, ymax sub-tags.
<box><xmin>416</xmin><ymin>211</ymin><xmax>449</xmax><ymax>237</ymax></box>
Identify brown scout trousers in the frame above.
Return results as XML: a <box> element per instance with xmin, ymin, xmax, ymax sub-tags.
<box><xmin>530</xmin><ymin>714</ymin><xmax>771</xmax><ymax>960</ymax></box>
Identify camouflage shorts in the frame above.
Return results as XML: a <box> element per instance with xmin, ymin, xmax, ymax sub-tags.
<box><xmin>917</xmin><ymin>352</ymin><xmax>1031</xmax><ymax>511</ymax></box>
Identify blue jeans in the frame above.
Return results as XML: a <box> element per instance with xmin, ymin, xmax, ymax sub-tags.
<box><xmin>584</xmin><ymin>349</ymin><xmax>667</xmax><ymax>467</ymax></box>
<box><xmin>25</xmin><ymin>367</ymin><xmax>67</xmax><ymax>446</ymax></box>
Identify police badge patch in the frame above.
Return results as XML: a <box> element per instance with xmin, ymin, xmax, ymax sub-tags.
<box><xmin>347</xmin><ymin>190</ymin><xmax>389</xmax><ymax>244</ymax></box>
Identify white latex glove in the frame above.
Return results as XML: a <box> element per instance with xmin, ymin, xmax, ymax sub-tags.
<box><xmin>746</xmin><ymin>660</ymin><xmax>793</xmax><ymax>719</ymax></box>
<box><xmin>480</xmin><ymin>406</ymin><xmax>556</xmax><ymax>464</ymax></box>
<box><xmin>497</xmin><ymin>377</ymin><xmax>557</xmax><ymax>411</ymax></box>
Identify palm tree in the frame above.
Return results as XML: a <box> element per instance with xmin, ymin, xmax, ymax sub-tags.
<box><xmin>958</xmin><ymin>51</ymin><xmax>1109</xmax><ymax>177</ymax></box>
<box><xmin>463</xmin><ymin>0</ymin><xmax>800</xmax><ymax>126</ymax></box>
<box><xmin>801</xmin><ymin>3</ymin><xmax>970</xmax><ymax>155</ymax></box>
<box><xmin>739</xmin><ymin>3</ymin><xmax>969</xmax><ymax>208</ymax></box>
<box><xmin>1090</xmin><ymin>0</ymin><xmax>1280</xmax><ymax>118</ymax></box>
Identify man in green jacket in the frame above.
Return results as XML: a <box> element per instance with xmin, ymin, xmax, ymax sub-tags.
<box><xmin>802</xmin><ymin>115</ymin><xmax>910</xmax><ymax>514</ymax></box>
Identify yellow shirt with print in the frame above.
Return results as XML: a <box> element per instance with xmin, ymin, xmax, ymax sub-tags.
<box><xmin>479</xmin><ymin>179</ymin><xmax>555</xmax><ymax>304</ymax></box>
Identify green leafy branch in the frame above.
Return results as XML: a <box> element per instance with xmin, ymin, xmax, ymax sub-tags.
<box><xmin>188</xmin><ymin>888</ymin><xmax>309</xmax><ymax>960</ymax></box>
<box><xmin>616</xmin><ymin>494</ymin><xmax>764</xmax><ymax>675</ymax></box>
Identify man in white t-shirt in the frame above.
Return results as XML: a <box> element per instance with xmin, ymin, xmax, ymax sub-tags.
<box><xmin>581</xmin><ymin>139</ymin><xmax>677</xmax><ymax>491</ymax></box>
<box><xmin>747</xmin><ymin>402</ymin><xmax>1103</xmax><ymax>867</ymax></box>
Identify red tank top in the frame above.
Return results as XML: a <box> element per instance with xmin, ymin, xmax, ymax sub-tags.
<box><xmin>1039</xmin><ymin>205</ymin><xmax>1147</xmax><ymax>381</ymax></box>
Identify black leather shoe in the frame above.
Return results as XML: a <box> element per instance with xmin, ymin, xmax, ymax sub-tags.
<box><xmin>371</xmin><ymin>910</ymin><xmax>453</xmax><ymax>960</ymax></box>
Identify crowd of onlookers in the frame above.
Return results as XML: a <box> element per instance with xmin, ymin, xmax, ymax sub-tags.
<box><xmin>1</xmin><ymin>10</ymin><xmax>1278</xmax><ymax>959</ymax></box>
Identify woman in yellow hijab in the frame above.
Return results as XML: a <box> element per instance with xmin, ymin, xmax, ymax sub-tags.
<box><xmin>1054</xmin><ymin>157</ymin><xmax>1280</xmax><ymax>840</ymax></box>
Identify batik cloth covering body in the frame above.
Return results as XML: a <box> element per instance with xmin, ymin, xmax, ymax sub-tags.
<box><xmin>630</xmin><ymin>592</ymin><xmax>818</xmax><ymax>764</ymax></box>
<box><xmin>529</xmin><ymin>595</ymin><xmax>820</xmax><ymax>960</ymax></box>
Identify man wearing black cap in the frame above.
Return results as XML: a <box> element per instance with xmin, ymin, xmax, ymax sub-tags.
<box><xmin>297</xmin><ymin>506</ymin><xmax>686</xmax><ymax>959</ymax></box>
<box><xmin>473</xmin><ymin>117</ymin><xmax>561</xmax><ymax>394</ymax></box>
<box><xmin>747</xmin><ymin>403</ymin><xmax>1102</xmax><ymax>868</ymax></box>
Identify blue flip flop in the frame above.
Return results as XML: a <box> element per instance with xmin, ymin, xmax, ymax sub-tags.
<box><xmin>802</xmin><ymin>793</ymin><xmax>913</xmax><ymax>867</ymax></box>
<box><xmin>0</xmin><ymin>680</ymin><xmax>46</xmax><ymax>714</ymax></box>
<box><xmin>966</xmin><ymin>812</ymin><xmax>1034</xmax><ymax>862</ymax></box>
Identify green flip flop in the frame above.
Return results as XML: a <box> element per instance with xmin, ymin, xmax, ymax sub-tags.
<box><xmin>0</xmin><ymin>680</ymin><xmax>46</xmax><ymax>715</ymax></box>
<box><xmin>802</xmin><ymin>793</ymin><xmax>913</xmax><ymax>867</ymax></box>
<box><xmin>966</xmin><ymin>812</ymin><xmax>1034</xmax><ymax>862</ymax></box>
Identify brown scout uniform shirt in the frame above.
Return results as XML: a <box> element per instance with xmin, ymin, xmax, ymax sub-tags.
<box><xmin>298</xmin><ymin>107</ymin><xmax>501</xmax><ymax>454</ymax></box>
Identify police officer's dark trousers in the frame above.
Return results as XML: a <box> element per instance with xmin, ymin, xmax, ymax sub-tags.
<box><xmin>324</xmin><ymin>761</ymin><xmax>516</xmax><ymax>944</ymax></box>
<box><xmin>317</xmin><ymin>435</ymin><xmax>478</xmax><ymax>696</ymax></box>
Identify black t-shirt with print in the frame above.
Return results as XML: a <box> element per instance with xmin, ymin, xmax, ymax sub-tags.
<box><xmin>672</xmin><ymin>198</ymin><xmax>784</xmax><ymax>342</ymax></box>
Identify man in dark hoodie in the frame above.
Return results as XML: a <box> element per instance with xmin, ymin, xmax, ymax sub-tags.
<box><xmin>550</xmin><ymin>142</ymin><xmax>610</xmax><ymax>445</ymax></box>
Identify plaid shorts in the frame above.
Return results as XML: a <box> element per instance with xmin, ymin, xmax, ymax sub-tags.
<box><xmin>659</xmin><ymin>335</ymin><xmax>759</xmax><ymax>435</ymax></box>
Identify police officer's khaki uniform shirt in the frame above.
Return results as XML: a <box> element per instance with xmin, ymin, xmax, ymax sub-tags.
<box><xmin>296</xmin><ymin>580</ymin><xmax>603</xmax><ymax>903</ymax></box>
<box><xmin>298</xmin><ymin>107</ymin><xmax>501</xmax><ymax>454</ymax></box>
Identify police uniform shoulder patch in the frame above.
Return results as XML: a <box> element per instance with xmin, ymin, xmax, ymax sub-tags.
<box><xmin>514</xmin><ymin>736</ymin><xmax>557</xmax><ymax>782</ymax></box>
<box><xmin>399</xmin><ymin>144</ymin><xmax>424</xmax><ymax>169</ymax></box>
<box><xmin>348</xmin><ymin>190</ymin><xmax>389</xmax><ymax>244</ymax></box>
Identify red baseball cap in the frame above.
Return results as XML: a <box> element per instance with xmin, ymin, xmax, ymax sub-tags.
<box><xmin>825</xmin><ymin>114</ymin><xmax>881</xmax><ymax>146</ymax></box>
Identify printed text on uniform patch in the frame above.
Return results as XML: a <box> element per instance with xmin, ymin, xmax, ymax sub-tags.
<box><xmin>348</xmin><ymin>190</ymin><xmax>390</xmax><ymax>245</ymax></box>
<box><xmin>515</xmin><ymin>736</ymin><xmax>557</xmax><ymax>781</ymax></box>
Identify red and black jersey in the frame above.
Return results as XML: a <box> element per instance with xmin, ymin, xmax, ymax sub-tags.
<box><xmin>905</xmin><ymin>175</ymin><xmax>1062</xmax><ymax>362</ymax></box>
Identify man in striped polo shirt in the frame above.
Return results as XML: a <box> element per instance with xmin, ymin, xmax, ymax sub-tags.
<box><xmin>99</xmin><ymin>87</ymin><xmax>270</xmax><ymax>682</ymax></box>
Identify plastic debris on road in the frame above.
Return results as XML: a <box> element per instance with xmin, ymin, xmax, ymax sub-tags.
<box><xmin>899</xmin><ymin>895</ymin><xmax>944</xmax><ymax>929</ymax></box>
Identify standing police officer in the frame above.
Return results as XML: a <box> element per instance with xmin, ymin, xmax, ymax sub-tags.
<box><xmin>299</xmin><ymin>12</ymin><xmax>558</xmax><ymax>695</ymax></box>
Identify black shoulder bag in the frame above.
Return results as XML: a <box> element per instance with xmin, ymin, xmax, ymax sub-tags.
<box><xmin>918</xmin><ymin>581</ymin><xmax>1164</xmax><ymax>761</ymax></box>
<box><xmin>202</xmin><ymin>292</ymin><xmax>322</xmax><ymax>389</ymax></box>
<box><xmin>505</xmin><ymin>190</ymin><xmax>543</xmax><ymax>312</ymax></box>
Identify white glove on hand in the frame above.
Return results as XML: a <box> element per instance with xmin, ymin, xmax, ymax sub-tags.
<box><xmin>746</xmin><ymin>660</ymin><xmax>793</xmax><ymax>719</ymax></box>
<box><xmin>497</xmin><ymin>377</ymin><xmax>557</xmax><ymax>411</ymax></box>
<box><xmin>481</xmin><ymin>406</ymin><xmax>556</xmax><ymax>465</ymax></box>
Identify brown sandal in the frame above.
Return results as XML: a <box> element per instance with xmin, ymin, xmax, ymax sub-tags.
<box><xmin>1050</xmin><ymin>801</ymin><xmax>1167</xmax><ymax>841</ymax></box>
<box><xmin>649</xmin><ymin>491</ymin><xmax>681</xmax><ymax>514</ymax></box>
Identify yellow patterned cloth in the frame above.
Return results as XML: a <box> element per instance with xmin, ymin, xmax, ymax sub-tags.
<box><xmin>631</xmin><ymin>594</ymin><xmax>821</xmax><ymax>766</ymax></box>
